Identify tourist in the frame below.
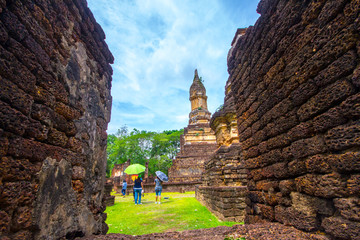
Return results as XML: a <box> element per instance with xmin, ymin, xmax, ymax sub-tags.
<box><xmin>131</xmin><ymin>175</ymin><xmax>138</xmax><ymax>202</ymax></box>
<box><xmin>133</xmin><ymin>176</ymin><xmax>143</xmax><ymax>205</ymax></box>
<box><xmin>154</xmin><ymin>176</ymin><xmax>163</xmax><ymax>204</ymax></box>
<box><xmin>121</xmin><ymin>179</ymin><xmax>127</xmax><ymax>197</ymax></box>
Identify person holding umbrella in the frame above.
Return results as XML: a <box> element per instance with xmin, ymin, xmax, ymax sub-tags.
<box><xmin>154</xmin><ymin>176</ymin><xmax>163</xmax><ymax>204</ymax></box>
<box><xmin>131</xmin><ymin>174</ymin><xmax>138</xmax><ymax>202</ymax></box>
<box><xmin>155</xmin><ymin>171</ymin><xmax>168</xmax><ymax>204</ymax></box>
<box><xmin>124</xmin><ymin>164</ymin><xmax>146</xmax><ymax>205</ymax></box>
<box><xmin>133</xmin><ymin>176</ymin><xmax>143</xmax><ymax>205</ymax></box>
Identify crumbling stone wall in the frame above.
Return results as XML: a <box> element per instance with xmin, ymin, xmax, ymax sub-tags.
<box><xmin>104</xmin><ymin>179</ymin><xmax>115</xmax><ymax>207</ymax></box>
<box><xmin>0</xmin><ymin>0</ymin><xmax>113</xmax><ymax>239</ymax></box>
<box><xmin>228</xmin><ymin>0</ymin><xmax>360</xmax><ymax>239</ymax></box>
<box><xmin>196</xmin><ymin>144</ymin><xmax>247</xmax><ymax>222</ymax></box>
<box><xmin>169</xmin><ymin>136</ymin><xmax>217</xmax><ymax>183</ymax></box>
<box><xmin>111</xmin><ymin>160</ymin><xmax>130</xmax><ymax>193</ymax></box>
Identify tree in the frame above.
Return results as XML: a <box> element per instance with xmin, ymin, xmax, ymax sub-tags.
<box><xmin>105</xmin><ymin>126</ymin><xmax>183</xmax><ymax>177</ymax></box>
<box><xmin>148</xmin><ymin>155</ymin><xmax>173</xmax><ymax>176</ymax></box>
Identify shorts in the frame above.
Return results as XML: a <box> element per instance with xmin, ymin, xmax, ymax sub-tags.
<box><xmin>155</xmin><ymin>188</ymin><xmax>162</xmax><ymax>196</ymax></box>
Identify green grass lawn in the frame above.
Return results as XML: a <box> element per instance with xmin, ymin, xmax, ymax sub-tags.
<box><xmin>105</xmin><ymin>191</ymin><xmax>241</xmax><ymax>235</ymax></box>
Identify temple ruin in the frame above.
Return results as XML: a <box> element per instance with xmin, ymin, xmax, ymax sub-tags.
<box><xmin>197</xmin><ymin>0</ymin><xmax>360</xmax><ymax>238</ymax></box>
<box><xmin>168</xmin><ymin>69</ymin><xmax>217</xmax><ymax>190</ymax></box>
<box><xmin>227</xmin><ymin>0</ymin><xmax>360</xmax><ymax>239</ymax></box>
<box><xmin>0</xmin><ymin>0</ymin><xmax>113</xmax><ymax>239</ymax></box>
<box><xmin>111</xmin><ymin>160</ymin><xmax>130</xmax><ymax>193</ymax></box>
<box><xmin>1</xmin><ymin>0</ymin><xmax>360</xmax><ymax>239</ymax></box>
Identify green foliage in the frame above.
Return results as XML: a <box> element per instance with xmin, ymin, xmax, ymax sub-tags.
<box><xmin>216</xmin><ymin>104</ymin><xmax>224</xmax><ymax>112</ymax></box>
<box><xmin>198</xmin><ymin>76</ymin><xmax>205</xmax><ymax>88</ymax></box>
<box><xmin>148</xmin><ymin>155</ymin><xmax>172</xmax><ymax>178</ymax></box>
<box><xmin>106</xmin><ymin>192</ymin><xmax>240</xmax><ymax>235</ymax></box>
<box><xmin>106</xmin><ymin>126</ymin><xmax>184</xmax><ymax>177</ymax></box>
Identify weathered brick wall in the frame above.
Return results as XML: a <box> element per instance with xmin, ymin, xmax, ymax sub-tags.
<box><xmin>0</xmin><ymin>0</ymin><xmax>113</xmax><ymax>239</ymax></box>
<box><xmin>111</xmin><ymin>160</ymin><xmax>130</xmax><ymax>192</ymax></box>
<box><xmin>202</xmin><ymin>144</ymin><xmax>246</xmax><ymax>187</ymax></box>
<box><xmin>169</xmin><ymin>143</ymin><xmax>217</xmax><ymax>183</ymax></box>
<box><xmin>228</xmin><ymin>0</ymin><xmax>360</xmax><ymax>239</ymax></box>
<box><xmin>125</xmin><ymin>182</ymin><xmax>201</xmax><ymax>194</ymax></box>
<box><xmin>196</xmin><ymin>145</ymin><xmax>247</xmax><ymax>222</ymax></box>
<box><xmin>196</xmin><ymin>185</ymin><xmax>247</xmax><ymax>222</ymax></box>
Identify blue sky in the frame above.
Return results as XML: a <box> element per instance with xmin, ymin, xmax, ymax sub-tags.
<box><xmin>87</xmin><ymin>0</ymin><xmax>260</xmax><ymax>134</ymax></box>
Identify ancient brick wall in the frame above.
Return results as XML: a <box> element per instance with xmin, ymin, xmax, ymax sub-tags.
<box><xmin>196</xmin><ymin>185</ymin><xmax>247</xmax><ymax>222</ymax></box>
<box><xmin>196</xmin><ymin>144</ymin><xmax>248</xmax><ymax>222</ymax></box>
<box><xmin>111</xmin><ymin>160</ymin><xmax>130</xmax><ymax>192</ymax></box>
<box><xmin>201</xmin><ymin>144</ymin><xmax>246</xmax><ymax>188</ymax></box>
<box><xmin>141</xmin><ymin>181</ymin><xmax>201</xmax><ymax>193</ymax></box>
<box><xmin>169</xmin><ymin>125</ymin><xmax>217</xmax><ymax>184</ymax></box>
<box><xmin>169</xmin><ymin>142</ymin><xmax>217</xmax><ymax>183</ymax></box>
<box><xmin>0</xmin><ymin>0</ymin><xmax>113</xmax><ymax>239</ymax></box>
<box><xmin>228</xmin><ymin>0</ymin><xmax>360</xmax><ymax>239</ymax></box>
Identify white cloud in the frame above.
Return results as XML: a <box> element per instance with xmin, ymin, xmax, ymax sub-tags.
<box><xmin>175</xmin><ymin>114</ymin><xmax>189</xmax><ymax>123</ymax></box>
<box><xmin>87</xmin><ymin>0</ymin><xmax>260</xmax><ymax>133</ymax></box>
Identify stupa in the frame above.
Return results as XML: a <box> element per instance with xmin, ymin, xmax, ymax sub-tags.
<box><xmin>168</xmin><ymin>69</ymin><xmax>217</xmax><ymax>185</ymax></box>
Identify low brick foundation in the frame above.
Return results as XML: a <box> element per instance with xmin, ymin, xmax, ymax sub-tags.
<box><xmin>196</xmin><ymin>186</ymin><xmax>247</xmax><ymax>222</ymax></box>
<box><xmin>117</xmin><ymin>181</ymin><xmax>202</xmax><ymax>194</ymax></box>
<box><xmin>196</xmin><ymin>143</ymin><xmax>248</xmax><ymax>222</ymax></box>
<box><xmin>104</xmin><ymin>181</ymin><xmax>115</xmax><ymax>206</ymax></box>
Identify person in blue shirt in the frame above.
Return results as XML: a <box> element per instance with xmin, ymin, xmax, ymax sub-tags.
<box><xmin>121</xmin><ymin>179</ymin><xmax>127</xmax><ymax>197</ymax></box>
<box><xmin>154</xmin><ymin>177</ymin><xmax>163</xmax><ymax>204</ymax></box>
<box><xmin>133</xmin><ymin>176</ymin><xmax>143</xmax><ymax>205</ymax></box>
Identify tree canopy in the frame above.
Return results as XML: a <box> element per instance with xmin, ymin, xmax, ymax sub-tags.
<box><xmin>106</xmin><ymin>126</ymin><xmax>183</xmax><ymax>177</ymax></box>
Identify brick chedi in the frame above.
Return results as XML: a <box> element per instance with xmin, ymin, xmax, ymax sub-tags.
<box><xmin>168</xmin><ymin>70</ymin><xmax>217</xmax><ymax>185</ymax></box>
<box><xmin>0</xmin><ymin>1</ymin><xmax>113</xmax><ymax>239</ymax></box>
<box><xmin>227</xmin><ymin>0</ymin><xmax>360</xmax><ymax>239</ymax></box>
<box><xmin>196</xmin><ymin>34</ymin><xmax>248</xmax><ymax>221</ymax></box>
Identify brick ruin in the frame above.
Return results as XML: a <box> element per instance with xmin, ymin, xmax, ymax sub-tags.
<box><xmin>111</xmin><ymin>160</ymin><xmax>130</xmax><ymax>193</ymax></box>
<box><xmin>225</xmin><ymin>0</ymin><xmax>360</xmax><ymax>239</ymax></box>
<box><xmin>1</xmin><ymin>0</ymin><xmax>360</xmax><ymax>239</ymax></box>
<box><xmin>0</xmin><ymin>0</ymin><xmax>113</xmax><ymax>239</ymax></box>
<box><xmin>168</xmin><ymin>69</ymin><xmax>217</xmax><ymax>190</ymax></box>
<box><xmin>103</xmin><ymin>179</ymin><xmax>115</xmax><ymax>207</ymax></box>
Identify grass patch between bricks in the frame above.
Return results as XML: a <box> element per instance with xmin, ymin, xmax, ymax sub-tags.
<box><xmin>105</xmin><ymin>191</ymin><xmax>241</xmax><ymax>235</ymax></box>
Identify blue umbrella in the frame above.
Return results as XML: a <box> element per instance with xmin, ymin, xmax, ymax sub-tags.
<box><xmin>155</xmin><ymin>171</ymin><xmax>169</xmax><ymax>182</ymax></box>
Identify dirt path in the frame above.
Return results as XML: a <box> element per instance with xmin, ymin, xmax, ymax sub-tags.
<box><xmin>81</xmin><ymin>223</ymin><xmax>329</xmax><ymax>240</ymax></box>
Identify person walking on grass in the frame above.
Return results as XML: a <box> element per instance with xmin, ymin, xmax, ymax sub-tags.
<box><xmin>121</xmin><ymin>179</ymin><xmax>127</xmax><ymax>197</ymax></box>
<box><xmin>131</xmin><ymin>175</ymin><xmax>138</xmax><ymax>202</ymax></box>
<box><xmin>155</xmin><ymin>176</ymin><xmax>163</xmax><ymax>204</ymax></box>
<box><xmin>134</xmin><ymin>176</ymin><xmax>143</xmax><ymax>205</ymax></box>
